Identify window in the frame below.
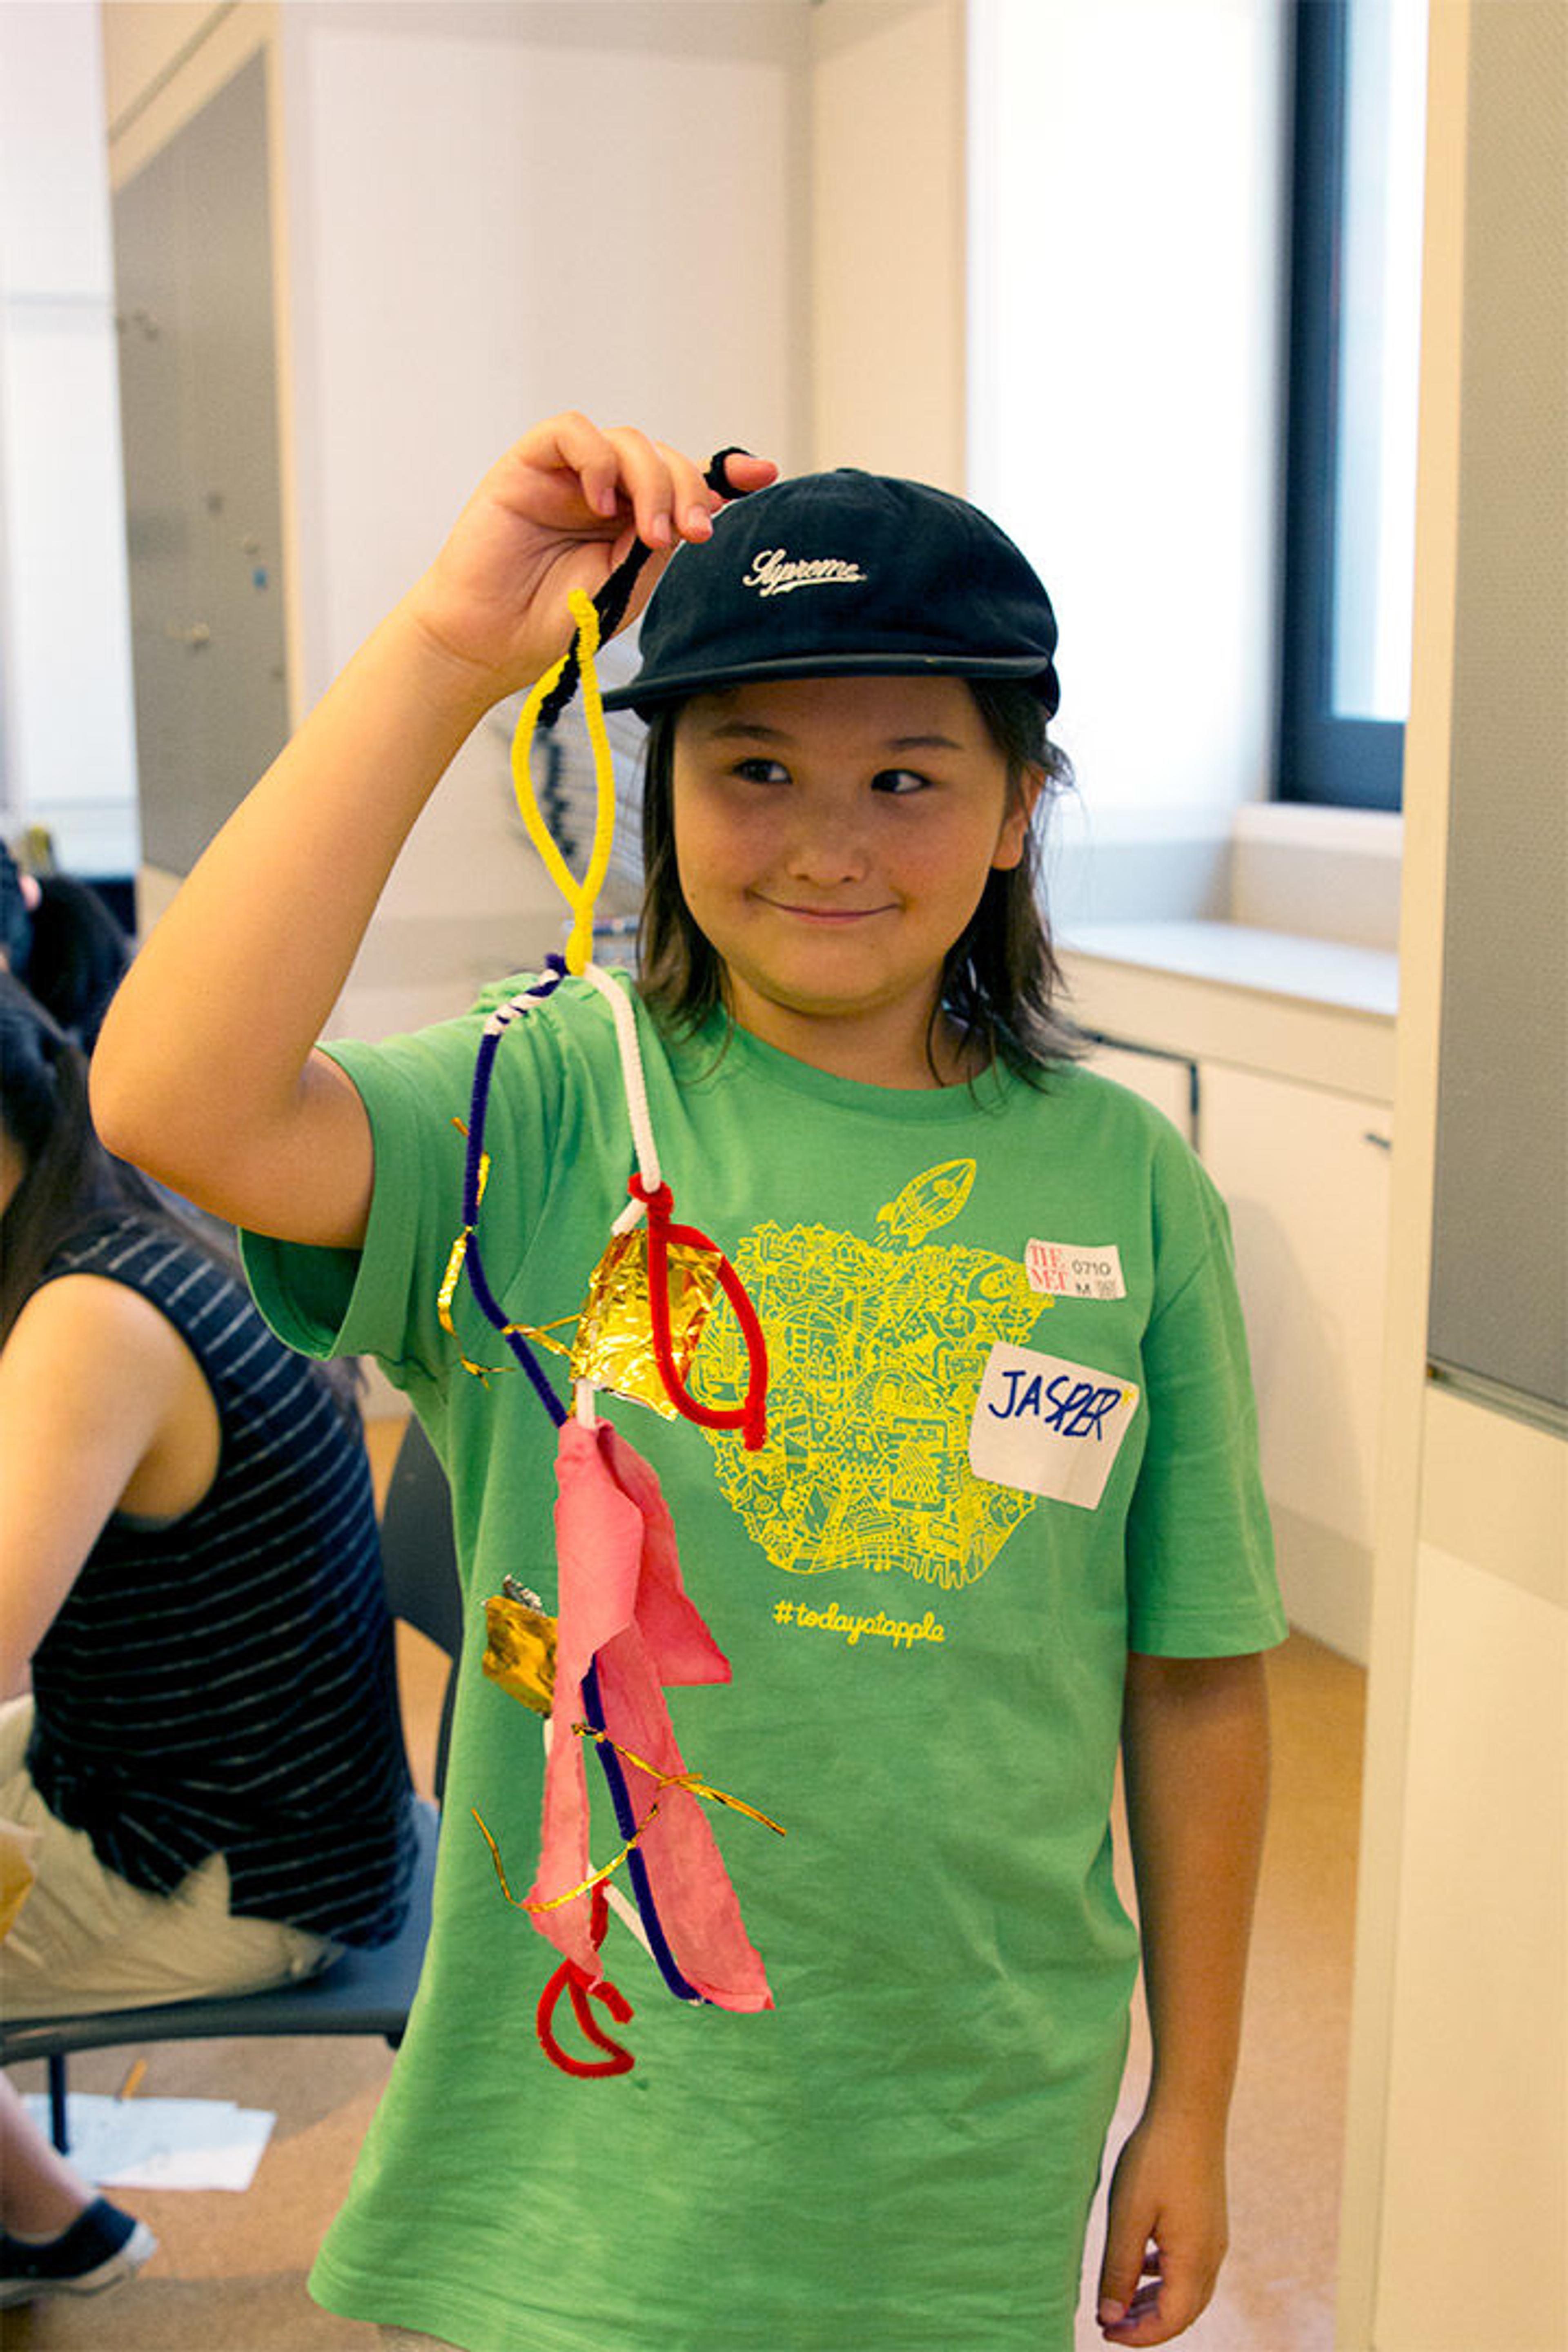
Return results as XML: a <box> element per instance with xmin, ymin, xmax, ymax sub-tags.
<box><xmin>1279</xmin><ymin>0</ymin><xmax>1428</xmax><ymax>809</ymax></box>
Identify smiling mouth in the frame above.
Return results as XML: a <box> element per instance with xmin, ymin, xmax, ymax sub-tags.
<box><xmin>756</xmin><ymin>897</ymin><xmax>895</xmax><ymax>924</ymax></box>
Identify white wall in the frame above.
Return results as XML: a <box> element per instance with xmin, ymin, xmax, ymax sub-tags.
<box><xmin>968</xmin><ymin>0</ymin><xmax>1287</xmax><ymax>921</ymax></box>
<box><xmin>1372</xmin><ymin>1404</ymin><xmax>1566</xmax><ymax>2346</ymax></box>
<box><xmin>106</xmin><ymin>0</ymin><xmax>813</xmax><ymax>1033</ymax></box>
<box><xmin>0</xmin><ymin>0</ymin><xmax>138</xmax><ymax>875</ymax></box>
<box><xmin>1337</xmin><ymin>6</ymin><xmax>1568</xmax><ymax>2343</ymax></box>
<box><xmin>100</xmin><ymin>0</ymin><xmax>1301</xmax><ymax>977</ymax></box>
<box><xmin>278</xmin><ymin>1</ymin><xmax>812</xmax><ymax>699</ymax></box>
<box><xmin>809</xmin><ymin>0</ymin><xmax>967</xmax><ymax>488</ymax></box>
<box><xmin>288</xmin><ymin>1</ymin><xmax>811</xmax><ymax>1030</ymax></box>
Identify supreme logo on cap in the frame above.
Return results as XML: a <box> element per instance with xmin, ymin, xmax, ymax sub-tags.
<box><xmin>741</xmin><ymin>548</ymin><xmax>869</xmax><ymax>598</ymax></box>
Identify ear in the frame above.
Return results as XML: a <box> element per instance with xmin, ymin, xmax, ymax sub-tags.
<box><xmin>991</xmin><ymin>766</ymin><xmax>1045</xmax><ymax>872</ymax></box>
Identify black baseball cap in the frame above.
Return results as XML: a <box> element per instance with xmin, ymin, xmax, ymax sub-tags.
<box><xmin>599</xmin><ymin>468</ymin><xmax>1060</xmax><ymax>720</ymax></box>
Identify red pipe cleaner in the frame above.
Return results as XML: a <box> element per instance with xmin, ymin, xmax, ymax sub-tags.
<box><xmin>629</xmin><ymin>1175</ymin><xmax>768</xmax><ymax>1452</ymax></box>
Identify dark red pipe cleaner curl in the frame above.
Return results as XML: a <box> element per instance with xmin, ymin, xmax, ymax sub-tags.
<box><xmin>629</xmin><ymin>1174</ymin><xmax>768</xmax><ymax>1454</ymax></box>
<box><xmin>535</xmin><ymin>1886</ymin><xmax>636</xmax><ymax>2080</ymax></box>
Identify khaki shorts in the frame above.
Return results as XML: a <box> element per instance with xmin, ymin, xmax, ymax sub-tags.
<box><xmin>0</xmin><ymin>1695</ymin><xmax>334</xmax><ymax>2017</ymax></box>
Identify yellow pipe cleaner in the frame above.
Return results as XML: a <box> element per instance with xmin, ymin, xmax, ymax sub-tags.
<box><xmin>508</xmin><ymin>588</ymin><xmax>617</xmax><ymax>973</ymax></box>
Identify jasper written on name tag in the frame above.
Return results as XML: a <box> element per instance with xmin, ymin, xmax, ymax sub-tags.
<box><xmin>968</xmin><ymin>1343</ymin><xmax>1140</xmax><ymax>1511</ymax></box>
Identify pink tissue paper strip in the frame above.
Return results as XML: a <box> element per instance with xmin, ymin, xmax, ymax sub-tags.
<box><xmin>527</xmin><ymin>1418</ymin><xmax>773</xmax><ymax>2012</ymax></box>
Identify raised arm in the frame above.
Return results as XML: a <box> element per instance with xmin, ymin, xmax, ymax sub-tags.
<box><xmin>1097</xmin><ymin>1650</ymin><xmax>1271</xmax><ymax>2345</ymax></box>
<box><xmin>91</xmin><ymin>417</ymin><xmax>775</xmax><ymax>1250</ymax></box>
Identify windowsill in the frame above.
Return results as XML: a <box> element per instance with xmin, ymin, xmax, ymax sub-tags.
<box><xmin>1047</xmin><ymin>799</ymin><xmax>1404</xmax><ymax>959</ymax></box>
<box><xmin>1229</xmin><ymin>804</ymin><xmax>1403</xmax><ymax>950</ymax></box>
<box><xmin>1231</xmin><ymin>802</ymin><xmax>1403</xmax><ymax>855</ymax></box>
<box><xmin>1060</xmin><ymin>918</ymin><xmax>1398</xmax><ymax>1019</ymax></box>
<box><xmin>1056</xmin><ymin>920</ymin><xmax>1399</xmax><ymax>1102</ymax></box>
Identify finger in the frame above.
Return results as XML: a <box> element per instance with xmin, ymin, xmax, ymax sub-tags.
<box><xmin>520</xmin><ymin>411</ymin><xmax>626</xmax><ymax>523</ymax></box>
<box><xmin>599</xmin><ymin>425</ymin><xmax>688</xmax><ymax>550</ymax></box>
<box><xmin>1137</xmin><ymin>2242</ymin><xmax>1211</xmax><ymax>2343</ymax></box>
<box><xmin>644</xmin><ymin>439</ymin><xmax>724</xmax><ymax>546</ymax></box>
<box><xmin>1101</xmin><ymin>2248</ymin><xmax>1215</xmax><ymax>2347</ymax></box>
<box><xmin>514</xmin><ymin>416</ymin><xmax>684</xmax><ymax>584</ymax></box>
<box><xmin>681</xmin><ymin>448</ymin><xmax>781</xmax><ymax>544</ymax></box>
<box><xmin>713</xmin><ymin>449</ymin><xmax>780</xmax><ymax>500</ymax></box>
<box><xmin>679</xmin><ymin>444</ymin><xmax>780</xmax><ymax>533</ymax></box>
<box><xmin>1098</xmin><ymin>2222</ymin><xmax>1158</xmax><ymax>2334</ymax></box>
<box><xmin>613</xmin><ymin>433</ymin><xmax>779</xmax><ymax>549</ymax></box>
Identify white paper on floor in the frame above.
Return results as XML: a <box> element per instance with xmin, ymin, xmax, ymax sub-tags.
<box><xmin>23</xmin><ymin>2093</ymin><xmax>275</xmax><ymax>2191</ymax></box>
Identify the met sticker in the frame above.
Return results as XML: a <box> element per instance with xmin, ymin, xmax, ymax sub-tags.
<box><xmin>968</xmin><ymin>1343</ymin><xmax>1140</xmax><ymax>1511</ymax></box>
<box><xmin>1025</xmin><ymin>1239</ymin><xmax>1126</xmax><ymax>1300</ymax></box>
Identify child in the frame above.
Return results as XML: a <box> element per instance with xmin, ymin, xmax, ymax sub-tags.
<box><xmin>94</xmin><ymin>416</ymin><xmax>1284</xmax><ymax>2351</ymax></box>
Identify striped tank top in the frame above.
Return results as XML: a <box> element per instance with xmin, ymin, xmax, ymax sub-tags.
<box><xmin>25</xmin><ymin>1217</ymin><xmax>416</xmax><ymax>1945</ymax></box>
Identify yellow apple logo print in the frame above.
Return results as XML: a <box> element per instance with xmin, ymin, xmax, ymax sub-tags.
<box><xmin>702</xmin><ymin>1159</ymin><xmax>1047</xmax><ymax>1590</ymax></box>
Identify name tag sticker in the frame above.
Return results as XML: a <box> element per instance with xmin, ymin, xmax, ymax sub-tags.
<box><xmin>1025</xmin><ymin>1239</ymin><xmax>1126</xmax><ymax>1300</ymax></box>
<box><xmin>969</xmin><ymin>1344</ymin><xmax>1140</xmax><ymax>1511</ymax></box>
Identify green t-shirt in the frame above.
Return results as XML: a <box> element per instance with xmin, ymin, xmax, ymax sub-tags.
<box><xmin>245</xmin><ymin>976</ymin><xmax>1284</xmax><ymax>2352</ymax></box>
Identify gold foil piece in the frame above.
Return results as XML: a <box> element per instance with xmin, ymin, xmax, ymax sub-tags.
<box><xmin>437</xmin><ymin>1229</ymin><xmax>470</xmax><ymax>1334</ymax></box>
<box><xmin>572</xmin><ymin>1724</ymin><xmax>786</xmax><ymax>1838</ymax></box>
<box><xmin>440</xmin><ymin>1139</ymin><xmax>504</xmax><ymax>1379</ymax></box>
<box><xmin>566</xmin><ymin>1227</ymin><xmax>721</xmax><ymax>1415</ymax></box>
<box><xmin>471</xmin><ymin>1802</ymin><xmax>663</xmax><ymax>1912</ymax></box>
<box><xmin>481</xmin><ymin>1591</ymin><xmax>559</xmax><ymax>1716</ymax></box>
<box><xmin>469</xmin><ymin>1715</ymin><xmax>786</xmax><ymax>1922</ymax></box>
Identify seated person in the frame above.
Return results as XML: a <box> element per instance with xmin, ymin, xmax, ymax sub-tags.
<box><xmin>0</xmin><ymin>2071</ymin><xmax>155</xmax><ymax>2310</ymax></box>
<box><xmin>0</xmin><ymin>842</ymin><xmax>130</xmax><ymax>1053</ymax></box>
<box><xmin>0</xmin><ymin>975</ymin><xmax>419</xmax><ymax>2307</ymax></box>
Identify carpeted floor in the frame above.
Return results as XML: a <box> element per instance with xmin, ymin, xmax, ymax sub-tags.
<box><xmin>2</xmin><ymin>1423</ymin><xmax>1364</xmax><ymax>2352</ymax></box>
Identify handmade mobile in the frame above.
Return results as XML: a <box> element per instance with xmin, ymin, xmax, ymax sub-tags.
<box><xmin>439</xmin><ymin>460</ymin><xmax>782</xmax><ymax>2078</ymax></box>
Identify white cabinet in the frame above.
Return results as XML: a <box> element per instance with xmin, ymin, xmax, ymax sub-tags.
<box><xmin>1083</xmin><ymin>1021</ymin><xmax>1392</xmax><ymax>1663</ymax></box>
<box><xmin>1197</xmin><ymin>1062</ymin><xmax>1391</xmax><ymax>1662</ymax></box>
<box><xmin>1081</xmin><ymin>1039</ymin><xmax>1196</xmax><ymax>1142</ymax></box>
<box><xmin>1062</xmin><ymin>927</ymin><xmax>1396</xmax><ymax>1665</ymax></box>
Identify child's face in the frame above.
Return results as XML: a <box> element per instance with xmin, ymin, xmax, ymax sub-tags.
<box><xmin>671</xmin><ymin>675</ymin><xmax>1037</xmax><ymax>1082</ymax></box>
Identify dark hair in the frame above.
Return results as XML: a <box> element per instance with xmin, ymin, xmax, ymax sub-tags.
<box><xmin>0</xmin><ymin>847</ymin><xmax>131</xmax><ymax>1054</ymax></box>
<box><xmin>23</xmin><ymin>876</ymin><xmax>131</xmax><ymax>1053</ymax></box>
<box><xmin>0</xmin><ymin>979</ymin><xmax>359</xmax><ymax>1418</ymax></box>
<box><xmin>0</xmin><ymin>973</ymin><xmax>165</xmax><ymax>1341</ymax></box>
<box><xmin>0</xmin><ymin>844</ymin><xmax>30</xmax><ymax>975</ymax></box>
<box><xmin>635</xmin><ymin>679</ymin><xmax>1082</xmax><ymax>1080</ymax></box>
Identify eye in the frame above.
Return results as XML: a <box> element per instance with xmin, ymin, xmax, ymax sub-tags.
<box><xmin>731</xmin><ymin>757</ymin><xmax>791</xmax><ymax>786</ymax></box>
<box><xmin>871</xmin><ymin>768</ymin><xmax>932</xmax><ymax>796</ymax></box>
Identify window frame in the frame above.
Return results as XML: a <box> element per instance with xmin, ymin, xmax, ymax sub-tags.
<box><xmin>1278</xmin><ymin>0</ymin><xmax>1408</xmax><ymax>811</ymax></box>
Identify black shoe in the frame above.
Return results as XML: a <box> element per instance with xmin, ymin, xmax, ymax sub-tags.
<box><xmin>0</xmin><ymin>2196</ymin><xmax>157</xmax><ymax>2307</ymax></box>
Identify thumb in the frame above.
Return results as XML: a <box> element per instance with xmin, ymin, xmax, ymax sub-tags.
<box><xmin>1097</xmin><ymin>2214</ymin><xmax>1157</xmax><ymax>2334</ymax></box>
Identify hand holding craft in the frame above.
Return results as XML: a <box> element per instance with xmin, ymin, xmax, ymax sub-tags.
<box><xmin>404</xmin><ymin>416</ymin><xmax>777</xmax><ymax>709</ymax></box>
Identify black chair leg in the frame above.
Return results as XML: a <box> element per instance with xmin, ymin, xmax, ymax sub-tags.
<box><xmin>47</xmin><ymin>2052</ymin><xmax>69</xmax><ymax>2154</ymax></box>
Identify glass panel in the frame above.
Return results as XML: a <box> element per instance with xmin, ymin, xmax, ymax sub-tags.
<box><xmin>1331</xmin><ymin>0</ymin><xmax>1429</xmax><ymax>722</ymax></box>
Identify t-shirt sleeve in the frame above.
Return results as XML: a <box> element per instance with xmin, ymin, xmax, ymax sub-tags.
<box><xmin>242</xmin><ymin>1000</ymin><xmax>547</xmax><ymax>1394</ymax></box>
<box><xmin>1124</xmin><ymin>1137</ymin><xmax>1287</xmax><ymax>1658</ymax></box>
